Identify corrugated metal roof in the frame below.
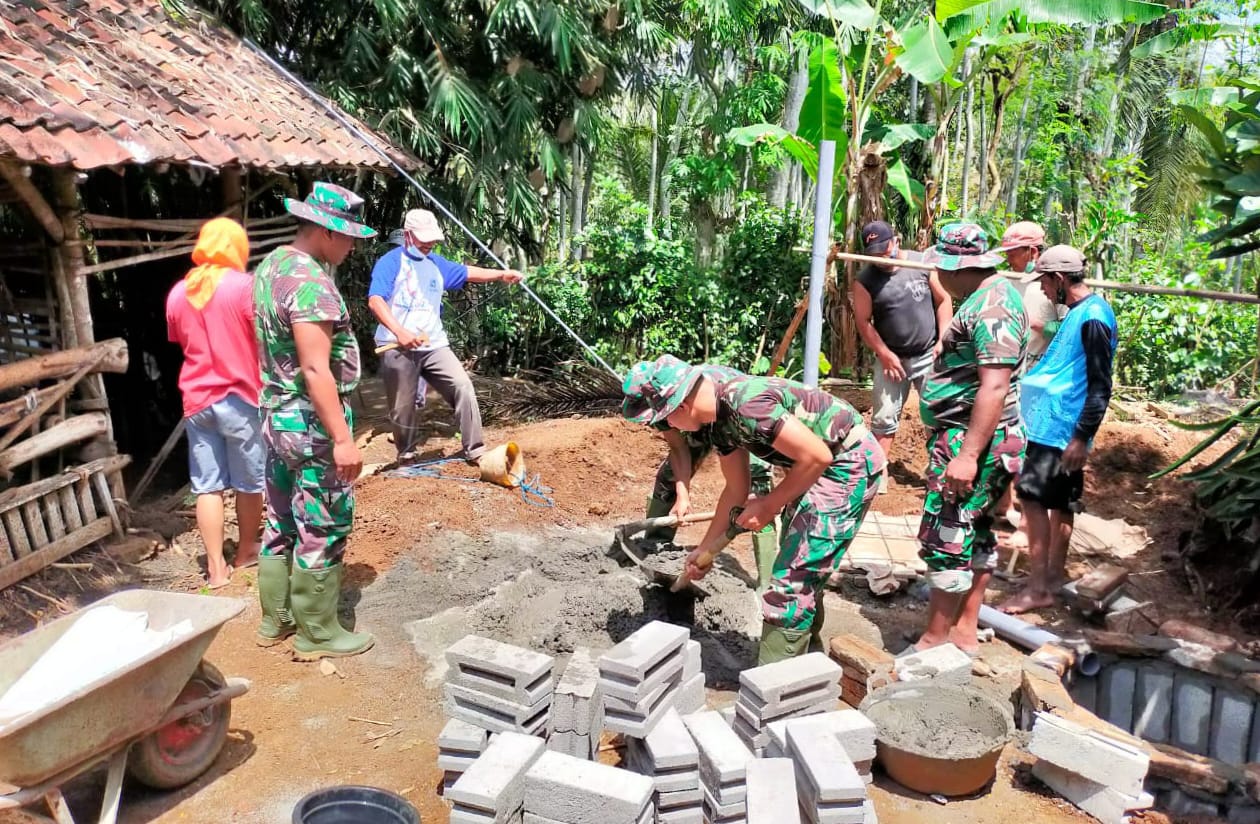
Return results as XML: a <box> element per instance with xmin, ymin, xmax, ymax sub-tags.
<box><xmin>0</xmin><ymin>0</ymin><xmax>418</xmax><ymax>171</ymax></box>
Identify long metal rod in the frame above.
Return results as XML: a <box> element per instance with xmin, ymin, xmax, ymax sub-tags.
<box><xmin>829</xmin><ymin>250</ymin><xmax>1260</xmax><ymax>306</ymax></box>
<box><xmin>802</xmin><ymin>140</ymin><xmax>836</xmax><ymax>388</ymax></box>
<box><xmin>243</xmin><ymin>40</ymin><xmax>620</xmax><ymax>379</ymax></box>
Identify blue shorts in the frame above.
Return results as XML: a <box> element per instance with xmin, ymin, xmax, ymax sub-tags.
<box><xmin>186</xmin><ymin>394</ymin><xmax>265</xmax><ymax>495</ymax></box>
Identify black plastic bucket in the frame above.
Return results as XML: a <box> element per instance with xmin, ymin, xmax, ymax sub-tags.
<box><xmin>291</xmin><ymin>786</ymin><xmax>420</xmax><ymax>824</ymax></box>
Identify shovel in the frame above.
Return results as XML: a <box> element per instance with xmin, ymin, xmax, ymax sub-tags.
<box><xmin>669</xmin><ymin>507</ymin><xmax>748</xmax><ymax>593</ymax></box>
<box><xmin>611</xmin><ymin>509</ymin><xmax>749</xmax><ymax>598</ymax></box>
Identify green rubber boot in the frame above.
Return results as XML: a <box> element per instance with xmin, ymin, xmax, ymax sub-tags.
<box><xmin>751</xmin><ymin>528</ymin><xmax>779</xmax><ymax>593</ymax></box>
<box><xmin>809</xmin><ymin>594</ymin><xmax>827</xmax><ymax>653</ymax></box>
<box><xmin>256</xmin><ymin>552</ymin><xmax>296</xmax><ymax>647</ymax></box>
<box><xmin>643</xmin><ymin>495</ymin><xmax>676</xmax><ymax>544</ymax></box>
<box><xmin>290</xmin><ymin>564</ymin><xmax>374</xmax><ymax>661</ymax></box>
<box><xmin>757</xmin><ymin>622</ymin><xmax>811</xmax><ymax>665</ymax></box>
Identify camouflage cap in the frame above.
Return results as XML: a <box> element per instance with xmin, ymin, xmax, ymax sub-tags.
<box><xmin>924</xmin><ymin>222</ymin><xmax>1003</xmax><ymax>271</ymax></box>
<box><xmin>284</xmin><ymin>182</ymin><xmax>378</xmax><ymax>239</ymax></box>
<box><xmin>621</xmin><ymin>354</ymin><xmax>702</xmax><ymax>426</ymax></box>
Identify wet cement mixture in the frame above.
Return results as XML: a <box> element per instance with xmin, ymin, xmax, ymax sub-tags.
<box><xmin>866</xmin><ymin>686</ymin><xmax>1011</xmax><ymax>759</ymax></box>
<box><xmin>389</xmin><ymin>527</ymin><xmax>762</xmax><ymax>687</ymax></box>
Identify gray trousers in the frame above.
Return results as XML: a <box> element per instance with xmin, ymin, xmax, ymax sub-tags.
<box><xmin>380</xmin><ymin>346</ymin><xmax>485</xmax><ymax>460</ymax></box>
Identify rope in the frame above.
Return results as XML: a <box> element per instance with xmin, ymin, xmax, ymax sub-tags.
<box><xmin>381</xmin><ymin>457</ymin><xmax>555</xmax><ymax>508</ymax></box>
<box><xmin>243</xmin><ymin>40</ymin><xmax>621</xmax><ymax>380</ymax></box>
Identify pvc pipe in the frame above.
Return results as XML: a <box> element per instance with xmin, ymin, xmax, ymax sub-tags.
<box><xmin>977</xmin><ymin>604</ymin><xmax>1100</xmax><ymax>676</ymax></box>
<box><xmin>802</xmin><ymin>140</ymin><xmax>836</xmax><ymax>388</ymax></box>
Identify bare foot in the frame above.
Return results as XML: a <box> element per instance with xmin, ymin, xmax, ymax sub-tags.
<box><xmin>998</xmin><ymin>589</ymin><xmax>1055</xmax><ymax>615</ymax></box>
<box><xmin>207</xmin><ymin>564</ymin><xmax>234</xmax><ymax>590</ymax></box>
<box><xmin>233</xmin><ymin>548</ymin><xmax>260</xmax><ymax>569</ymax></box>
<box><xmin>947</xmin><ymin>629</ymin><xmax>981</xmax><ymax>656</ymax></box>
<box><xmin>913</xmin><ymin>634</ymin><xmax>949</xmax><ymax>653</ymax></box>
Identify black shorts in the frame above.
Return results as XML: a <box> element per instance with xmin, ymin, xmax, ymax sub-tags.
<box><xmin>1016</xmin><ymin>442</ymin><xmax>1085</xmax><ymax>513</ymax></box>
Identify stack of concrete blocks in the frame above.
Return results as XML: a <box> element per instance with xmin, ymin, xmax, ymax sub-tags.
<box><xmin>828</xmin><ymin>635</ymin><xmax>894</xmax><ymax>708</ymax></box>
<box><xmin>890</xmin><ymin>643</ymin><xmax>972</xmax><ymax>686</ymax></box>
<box><xmin>782</xmin><ymin>719</ymin><xmax>875</xmax><ymax>824</ymax></box>
<box><xmin>599</xmin><ymin>622</ymin><xmax>703</xmax><ymax>737</ymax></box>
<box><xmin>440</xmin><ymin>718</ymin><xmax>491</xmax><ymax>791</ymax></box>
<box><xmin>523</xmin><ymin>750</ymin><xmax>655</xmax><ymax>824</ymax></box>
<box><xmin>624</xmin><ymin>708</ymin><xmax>703</xmax><ymax>824</ymax></box>
<box><xmin>683</xmin><ymin>709</ymin><xmax>754</xmax><ymax>823</ymax></box>
<box><xmin>732</xmin><ymin>653</ymin><xmax>842</xmax><ymax>755</ymax></box>
<box><xmin>448</xmin><ymin>730</ymin><xmax>546</xmax><ymax>824</ymax></box>
<box><xmin>445</xmin><ymin>635</ymin><xmax>555</xmax><ymax>735</ymax></box>
<box><xmin>548</xmin><ymin>647</ymin><xmax>603</xmax><ymax>760</ymax></box>
<box><xmin>1028</xmin><ymin>711</ymin><xmax>1154</xmax><ymax>824</ymax></box>
<box><xmin>765</xmin><ymin>710</ymin><xmax>877</xmax><ymax>786</ymax></box>
<box><xmin>746</xmin><ymin>758</ymin><xmax>802</xmax><ymax>824</ymax></box>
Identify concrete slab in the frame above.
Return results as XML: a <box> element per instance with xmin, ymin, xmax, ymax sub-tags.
<box><xmin>523</xmin><ymin>750</ymin><xmax>653</xmax><ymax>824</ymax></box>
<box><xmin>601</xmin><ymin>648</ymin><xmax>686</xmax><ymax>703</ymax></box>
<box><xmin>1032</xmin><ymin>760</ymin><xmax>1153</xmax><ymax>824</ymax></box>
<box><xmin>658</xmin><ymin>787</ymin><xmax>705</xmax><ymax>809</ymax></box>
<box><xmin>702</xmin><ymin>782</ymin><xmax>748</xmax><ymax>817</ymax></box>
<box><xmin>892</xmin><ymin>643</ymin><xmax>971</xmax><ymax>686</ymax></box>
<box><xmin>656</xmin><ymin>807</ymin><xmax>705</xmax><ymax>824</ymax></box>
<box><xmin>448</xmin><ymin>731</ymin><xmax>546</xmax><ymax>817</ymax></box>
<box><xmin>1028</xmin><ymin>712</ymin><xmax>1149</xmax><ymax>797</ymax></box>
<box><xmin>599</xmin><ymin>621</ymin><xmax>689</xmax><ymax>681</ymax></box>
<box><xmin>786</xmin><ymin>720</ymin><xmax>865</xmax><ymax>804</ymax></box>
<box><xmin>447</xmin><ymin>634</ymin><xmax>555</xmax><ymax>704</ymax></box>
<box><xmin>683</xmin><ymin>640</ymin><xmax>703</xmax><ymax>680</ymax></box>
<box><xmin>736</xmin><ymin>683</ymin><xmax>841</xmax><ymax>725</ymax></box>
<box><xmin>644</xmin><ymin>708</ymin><xmax>700</xmax><ymax>770</ymax></box>
<box><xmin>1211</xmin><ymin>687</ymin><xmax>1255</xmax><ymax>765</ymax></box>
<box><xmin>1171</xmin><ymin>670</ymin><xmax>1214</xmax><ymax>755</ymax></box>
<box><xmin>444</xmin><ymin>682</ymin><xmax>552</xmax><ymax>734</ymax></box>
<box><xmin>1133</xmin><ymin>664</ymin><xmax>1173</xmax><ymax>744</ymax></box>
<box><xmin>1098</xmin><ymin>661</ymin><xmax>1138</xmax><ymax>733</ymax></box>
<box><xmin>739</xmin><ymin>653</ymin><xmax>842</xmax><ymax>704</ymax></box>
<box><xmin>439</xmin><ymin>751</ymin><xmax>480</xmax><ymax>773</ymax></box>
<box><xmin>551</xmin><ymin>647</ymin><xmax>603</xmax><ymax>736</ymax></box>
<box><xmin>441</xmin><ymin>717</ymin><xmax>491</xmax><ymax>754</ymax></box>
<box><xmin>684</xmin><ymin>709</ymin><xmax>754</xmax><ymax>785</ymax></box>
<box><xmin>746</xmin><ymin>758</ymin><xmax>801</xmax><ymax>824</ymax></box>
<box><xmin>674</xmin><ymin>672</ymin><xmax>706</xmax><ymax>715</ymax></box>
<box><xmin>603</xmin><ymin>673</ymin><xmax>682</xmax><ymax>737</ymax></box>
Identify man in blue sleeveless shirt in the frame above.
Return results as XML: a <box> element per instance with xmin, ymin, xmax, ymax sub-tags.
<box><xmin>999</xmin><ymin>245</ymin><xmax>1117</xmax><ymax>615</ymax></box>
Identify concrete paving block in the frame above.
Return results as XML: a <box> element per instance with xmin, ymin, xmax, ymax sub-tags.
<box><xmin>656</xmin><ymin>807</ymin><xmax>705</xmax><ymax>824</ymax></box>
<box><xmin>524</xmin><ymin>750</ymin><xmax>654</xmax><ymax>824</ymax></box>
<box><xmin>1028</xmin><ymin>712</ymin><xmax>1149</xmax><ymax>797</ymax></box>
<box><xmin>1098</xmin><ymin>662</ymin><xmax>1138</xmax><ymax>733</ymax></box>
<box><xmin>652</xmin><ymin>768</ymin><xmax>702</xmax><ymax>793</ymax></box>
<box><xmin>740</xmin><ymin>653</ymin><xmax>842</xmax><ymax>704</ymax></box>
<box><xmin>603</xmin><ymin>674</ymin><xmax>682</xmax><ymax>737</ymax></box>
<box><xmin>447</xmin><ymin>635</ymin><xmax>555</xmax><ymax>704</ymax></box>
<box><xmin>1071</xmin><ymin>673</ymin><xmax>1099</xmax><ymax>715</ymax></box>
<box><xmin>657</xmin><ymin>787</ymin><xmax>705</xmax><ymax>809</ymax></box>
<box><xmin>746</xmin><ymin>758</ymin><xmax>802</xmax><ymax>824</ymax></box>
<box><xmin>442</xmin><ymin>717</ymin><xmax>491</xmax><ymax>754</ymax></box>
<box><xmin>605</xmin><ymin>674</ymin><xmax>676</xmax><ymax>714</ymax></box>
<box><xmin>1031</xmin><ymin>760</ymin><xmax>1153</xmax><ymax>824</ymax></box>
<box><xmin>449</xmin><ymin>731</ymin><xmax>546</xmax><ymax>817</ymax></box>
<box><xmin>1211</xmin><ymin>687</ymin><xmax>1256</xmax><ymax>765</ymax></box>
<box><xmin>600</xmin><ymin>621</ymin><xmax>690</xmax><ymax>680</ymax></box>
<box><xmin>601</xmin><ymin>649</ymin><xmax>686</xmax><ymax>703</ymax></box>
<box><xmin>545</xmin><ymin>729</ymin><xmax>585</xmax><ymax>758</ymax></box>
<box><xmin>812</xmin><ymin>799</ymin><xmax>866</xmax><ymax>824</ymax></box>
<box><xmin>1132</xmin><ymin>664</ymin><xmax>1174</xmax><ymax>744</ymax></box>
<box><xmin>736</xmin><ymin>683</ymin><xmax>841</xmax><ymax>726</ymax></box>
<box><xmin>645</xmin><ymin>708</ymin><xmax>700</xmax><ymax>770</ymax></box>
<box><xmin>702</xmin><ymin>782</ymin><xmax>748</xmax><ymax>817</ymax></box>
<box><xmin>552</xmin><ymin>648</ymin><xmax>602</xmax><ymax>737</ymax></box>
<box><xmin>673</xmin><ymin>672</ymin><xmax>706</xmax><ymax>715</ymax></box>
<box><xmin>450</xmin><ymin>804</ymin><xmax>498</xmax><ymax>824</ymax></box>
<box><xmin>818</xmin><ymin>710</ymin><xmax>877</xmax><ymax>763</ymax></box>
<box><xmin>1165</xmin><ymin>788</ymin><xmax>1222</xmax><ymax>819</ymax></box>
<box><xmin>719</xmin><ymin>705</ymin><xmax>736</xmax><ymax>726</ymax></box>
<box><xmin>683</xmin><ymin>710</ymin><xmax>754</xmax><ymax>785</ymax></box>
<box><xmin>439</xmin><ymin>751</ymin><xmax>481</xmax><ymax>773</ymax></box>
<box><xmin>892</xmin><ymin>643</ymin><xmax>972</xmax><ymax>686</ymax></box>
<box><xmin>1171</xmin><ymin>670</ymin><xmax>1214</xmax><ymax>755</ymax></box>
<box><xmin>445</xmin><ymin>682</ymin><xmax>552</xmax><ymax>735</ymax></box>
<box><xmin>786</xmin><ymin>721</ymin><xmax>865</xmax><ymax>805</ymax></box>
<box><xmin>683</xmin><ymin>640</ymin><xmax>702</xmax><ymax>680</ymax></box>
<box><xmin>732</xmin><ymin>712</ymin><xmax>771</xmax><ymax>750</ymax></box>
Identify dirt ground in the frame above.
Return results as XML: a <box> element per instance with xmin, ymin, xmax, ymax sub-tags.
<box><xmin>0</xmin><ymin>377</ymin><xmax>1237</xmax><ymax>824</ymax></box>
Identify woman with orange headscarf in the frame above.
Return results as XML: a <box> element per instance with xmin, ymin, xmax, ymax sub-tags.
<box><xmin>166</xmin><ymin>217</ymin><xmax>264</xmax><ymax>589</ymax></box>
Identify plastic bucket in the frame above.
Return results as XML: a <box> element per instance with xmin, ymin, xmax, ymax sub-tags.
<box><xmin>292</xmin><ymin>786</ymin><xmax>420</xmax><ymax>824</ymax></box>
<box><xmin>479</xmin><ymin>441</ymin><xmax>526</xmax><ymax>488</ymax></box>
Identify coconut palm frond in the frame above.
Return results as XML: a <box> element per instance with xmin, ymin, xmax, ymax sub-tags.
<box><xmin>474</xmin><ymin>361</ymin><xmax>624</xmax><ymax>423</ymax></box>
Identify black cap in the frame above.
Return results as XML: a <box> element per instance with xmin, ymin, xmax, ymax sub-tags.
<box><xmin>861</xmin><ymin>221</ymin><xmax>896</xmax><ymax>255</ymax></box>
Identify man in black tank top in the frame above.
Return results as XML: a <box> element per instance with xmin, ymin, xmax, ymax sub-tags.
<box><xmin>845</xmin><ymin>222</ymin><xmax>953</xmax><ymax>491</ymax></box>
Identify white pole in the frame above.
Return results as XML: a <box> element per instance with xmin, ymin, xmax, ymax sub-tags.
<box><xmin>802</xmin><ymin>140</ymin><xmax>836</xmax><ymax>388</ymax></box>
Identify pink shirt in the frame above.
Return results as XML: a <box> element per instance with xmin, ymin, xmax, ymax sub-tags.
<box><xmin>166</xmin><ymin>269</ymin><xmax>262</xmax><ymax>418</ymax></box>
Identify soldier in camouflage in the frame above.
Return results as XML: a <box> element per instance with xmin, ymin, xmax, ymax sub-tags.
<box><xmin>253</xmin><ymin>182</ymin><xmax>378</xmax><ymax>661</ymax></box>
<box><xmin>914</xmin><ymin>222</ymin><xmax>1029</xmax><ymax>655</ymax></box>
<box><xmin>624</xmin><ymin>363</ymin><xmax>779</xmax><ymax>592</ymax></box>
<box><xmin>623</xmin><ymin>356</ymin><xmax>884</xmax><ymax>664</ymax></box>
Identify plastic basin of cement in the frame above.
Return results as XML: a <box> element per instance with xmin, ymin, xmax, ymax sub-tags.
<box><xmin>860</xmin><ymin>681</ymin><xmax>1013</xmax><ymax>796</ymax></box>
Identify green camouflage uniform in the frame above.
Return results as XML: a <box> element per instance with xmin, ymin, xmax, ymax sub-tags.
<box><xmin>918</xmin><ymin>223</ymin><xmax>1029</xmax><ymax>592</ymax></box>
<box><xmin>255</xmin><ymin>246</ymin><xmax>361</xmax><ymax>570</ymax></box>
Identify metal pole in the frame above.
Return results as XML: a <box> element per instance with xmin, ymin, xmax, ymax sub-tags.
<box><xmin>802</xmin><ymin>140</ymin><xmax>836</xmax><ymax>388</ymax></box>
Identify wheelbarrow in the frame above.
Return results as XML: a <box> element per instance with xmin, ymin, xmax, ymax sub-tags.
<box><xmin>0</xmin><ymin>590</ymin><xmax>250</xmax><ymax>824</ymax></box>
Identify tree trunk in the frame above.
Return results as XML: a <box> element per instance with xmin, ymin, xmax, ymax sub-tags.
<box><xmin>0</xmin><ymin>339</ymin><xmax>128</xmax><ymax>395</ymax></box>
<box><xmin>977</xmin><ymin>86</ymin><xmax>988</xmax><ymax>212</ymax></box>
<box><xmin>647</xmin><ymin>106</ymin><xmax>659</xmax><ymax>227</ymax></box>
<box><xmin>558</xmin><ymin>182</ymin><xmax>569</xmax><ymax>261</ymax></box>
<box><xmin>961</xmin><ymin>63</ymin><xmax>975</xmax><ymax>215</ymax></box>
<box><xmin>769</xmin><ymin>49</ymin><xmax>810</xmax><ymax>209</ymax></box>
<box><xmin>0</xmin><ymin>413</ymin><xmax>109</xmax><ymax>476</ymax></box>
<box><xmin>570</xmin><ymin>143</ymin><xmax>585</xmax><ymax>258</ymax></box>
<box><xmin>909</xmin><ymin>76</ymin><xmax>919</xmax><ymax>121</ymax></box>
<box><xmin>1007</xmin><ymin>92</ymin><xmax>1035</xmax><ymax>214</ymax></box>
<box><xmin>659</xmin><ymin>87</ymin><xmax>692</xmax><ymax>239</ymax></box>
<box><xmin>579</xmin><ymin>147</ymin><xmax>595</xmax><ymax>259</ymax></box>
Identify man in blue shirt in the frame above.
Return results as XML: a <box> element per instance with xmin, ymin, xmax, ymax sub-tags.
<box><xmin>999</xmin><ymin>245</ymin><xmax>1117</xmax><ymax>615</ymax></box>
<box><xmin>368</xmin><ymin>209</ymin><xmax>522</xmax><ymax>463</ymax></box>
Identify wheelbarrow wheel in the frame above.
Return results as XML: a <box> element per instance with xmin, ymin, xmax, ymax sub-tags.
<box><xmin>127</xmin><ymin>660</ymin><xmax>232</xmax><ymax>790</ymax></box>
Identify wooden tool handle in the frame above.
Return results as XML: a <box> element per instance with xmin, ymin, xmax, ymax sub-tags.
<box><xmin>374</xmin><ymin>343</ymin><xmax>400</xmax><ymax>355</ymax></box>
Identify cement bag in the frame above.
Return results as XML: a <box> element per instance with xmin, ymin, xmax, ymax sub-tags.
<box><xmin>480</xmin><ymin>442</ymin><xmax>526</xmax><ymax>488</ymax></box>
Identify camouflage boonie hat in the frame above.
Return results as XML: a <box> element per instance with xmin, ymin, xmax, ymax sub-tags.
<box><xmin>925</xmin><ymin>222</ymin><xmax>1003</xmax><ymax>271</ymax></box>
<box><xmin>621</xmin><ymin>355</ymin><xmax>702</xmax><ymax>425</ymax></box>
<box><xmin>284</xmin><ymin>182</ymin><xmax>378</xmax><ymax>239</ymax></box>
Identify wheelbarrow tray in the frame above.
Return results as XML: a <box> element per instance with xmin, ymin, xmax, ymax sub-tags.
<box><xmin>0</xmin><ymin>589</ymin><xmax>245</xmax><ymax>788</ymax></box>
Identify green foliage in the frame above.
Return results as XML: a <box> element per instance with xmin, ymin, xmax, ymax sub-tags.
<box><xmin>799</xmin><ymin>41</ymin><xmax>849</xmax><ymax>146</ymax></box>
<box><xmin>1185</xmin><ymin>81</ymin><xmax>1260</xmax><ymax>258</ymax></box>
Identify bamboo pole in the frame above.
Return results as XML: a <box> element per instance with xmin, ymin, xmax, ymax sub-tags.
<box><xmin>768</xmin><ymin>296</ymin><xmax>809</xmax><ymax>376</ymax></box>
<box><xmin>825</xmin><ymin>250</ymin><xmax>1260</xmax><ymax>306</ymax></box>
<box><xmin>0</xmin><ymin>163</ymin><xmax>65</xmax><ymax>243</ymax></box>
<box><xmin>77</xmin><ymin>232</ymin><xmax>295</xmax><ymax>275</ymax></box>
<box><xmin>0</xmin><ymin>352</ymin><xmax>107</xmax><ymax>452</ymax></box>
<box><xmin>0</xmin><ymin>339</ymin><xmax>128</xmax><ymax>394</ymax></box>
<box><xmin>82</xmin><ymin>213</ymin><xmax>293</xmax><ymax>232</ymax></box>
<box><xmin>0</xmin><ymin>413</ymin><xmax>109</xmax><ymax>476</ymax></box>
